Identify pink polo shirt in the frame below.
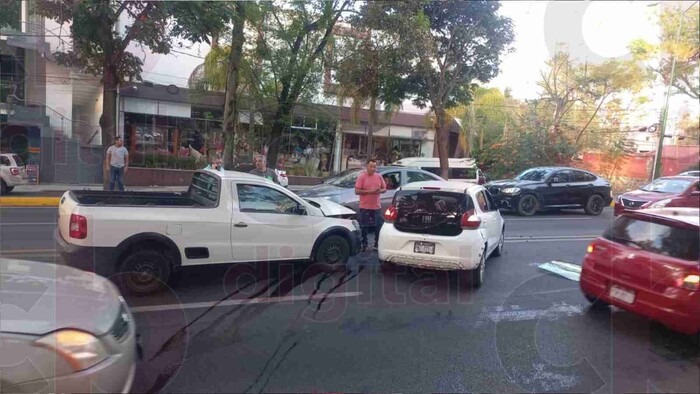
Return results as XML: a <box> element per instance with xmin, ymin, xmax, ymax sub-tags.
<box><xmin>355</xmin><ymin>171</ymin><xmax>387</xmax><ymax>210</ymax></box>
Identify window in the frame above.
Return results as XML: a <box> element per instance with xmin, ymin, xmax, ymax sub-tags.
<box><xmin>641</xmin><ymin>178</ymin><xmax>693</xmax><ymax>194</ymax></box>
<box><xmin>0</xmin><ymin>156</ymin><xmax>10</xmax><ymax>166</ymax></box>
<box><xmin>484</xmin><ymin>190</ymin><xmax>498</xmax><ymax>211</ymax></box>
<box><xmin>551</xmin><ymin>170</ymin><xmax>571</xmax><ymax>183</ymax></box>
<box><xmin>584</xmin><ymin>173</ymin><xmax>597</xmax><ymax>182</ymax></box>
<box><xmin>11</xmin><ymin>155</ymin><xmax>24</xmax><ymax>167</ymax></box>
<box><xmin>570</xmin><ymin>171</ymin><xmax>587</xmax><ymax>183</ymax></box>
<box><xmin>237</xmin><ymin>184</ymin><xmax>302</xmax><ymax>215</ymax></box>
<box><xmin>393</xmin><ymin>190</ymin><xmax>473</xmax><ymax>236</ymax></box>
<box><xmin>516</xmin><ymin>168</ymin><xmax>553</xmax><ymax>181</ymax></box>
<box><xmin>603</xmin><ymin>217</ymin><xmax>699</xmax><ymax>261</ymax></box>
<box><xmin>475</xmin><ymin>191</ymin><xmax>489</xmax><ymax>212</ymax></box>
<box><xmin>188</xmin><ymin>172</ymin><xmax>220</xmax><ymax>206</ymax></box>
<box><xmin>407</xmin><ymin>171</ymin><xmax>436</xmax><ymax>184</ymax></box>
<box><xmin>382</xmin><ymin>172</ymin><xmax>401</xmax><ymax>190</ymax></box>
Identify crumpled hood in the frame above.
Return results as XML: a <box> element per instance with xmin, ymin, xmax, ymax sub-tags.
<box><xmin>303</xmin><ymin>198</ymin><xmax>355</xmax><ymax>218</ymax></box>
<box><xmin>0</xmin><ymin>259</ymin><xmax>122</xmax><ymax>336</ymax></box>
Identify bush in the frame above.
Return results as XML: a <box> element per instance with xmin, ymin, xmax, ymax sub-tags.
<box><xmin>131</xmin><ymin>152</ymin><xmax>201</xmax><ymax>170</ymax></box>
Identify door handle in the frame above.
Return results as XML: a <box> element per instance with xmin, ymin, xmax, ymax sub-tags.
<box><xmin>234</xmin><ymin>222</ymin><xmax>248</xmax><ymax>228</ymax></box>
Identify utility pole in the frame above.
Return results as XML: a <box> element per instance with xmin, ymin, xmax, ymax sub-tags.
<box><xmin>652</xmin><ymin>1</ymin><xmax>697</xmax><ymax>179</ymax></box>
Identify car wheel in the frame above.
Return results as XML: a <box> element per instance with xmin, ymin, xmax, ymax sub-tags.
<box><xmin>5</xmin><ymin>186</ymin><xmax>13</xmax><ymax>192</ymax></box>
<box><xmin>516</xmin><ymin>195</ymin><xmax>539</xmax><ymax>216</ymax></box>
<box><xmin>116</xmin><ymin>250</ymin><xmax>171</xmax><ymax>295</ymax></box>
<box><xmin>460</xmin><ymin>250</ymin><xmax>486</xmax><ymax>289</ymax></box>
<box><xmin>315</xmin><ymin>235</ymin><xmax>350</xmax><ymax>265</ymax></box>
<box><xmin>0</xmin><ymin>180</ymin><xmax>7</xmax><ymax>195</ymax></box>
<box><xmin>492</xmin><ymin>229</ymin><xmax>505</xmax><ymax>257</ymax></box>
<box><xmin>584</xmin><ymin>294</ymin><xmax>609</xmax><ymax>310</ymax></box>
<box><xmin>584</xmin><ymin>194</ymin><xmax>605</xmax><ymax>216</ymax></box>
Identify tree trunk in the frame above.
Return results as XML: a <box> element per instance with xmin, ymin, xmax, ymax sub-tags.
<box><xmin>367</xmin><ymin>95</ymin><xmax>377</xmax><ymax>159</ymax></box>
<box><xmin>434</xmin><ymin>108</ymin><xmax>450</xmax><ymax>179</ymax></box>
<box><xmin>222</xmin><ymin>3</ymin><xmax>246</xmax><ymax>168</ymax></box>
<box><xmin>266</xmin><ymin>105</ymin><xmax>290</xmax><ymax>169</ymax></box>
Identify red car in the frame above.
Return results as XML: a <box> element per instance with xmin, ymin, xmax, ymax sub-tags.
<box><xmin>580</xmin><ymin>208</ymin><xmax>700</xmax><ymax>335</ymax></box>
<box><xmin>614</xmin><ymin>176</ymin><xmax>700</xmax><ymax>215</ymax></box>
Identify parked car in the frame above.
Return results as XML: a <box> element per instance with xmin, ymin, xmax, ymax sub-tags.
<box><xmin>378</xmin><ymin>181</ymin><xmax>505</xmax><ymax>288</ymax></box>
<box><xmin>678</xmin><ymin>170</ymin><xmax>699</xmax><ymax>177</ymax></box>
<box><xmin>0</xmin><ymin>258</ymin><xmax>138</xmax><ymax>393</ymax></box>
<box><xmin>487</xmin><ymin>167</ymin><xmax>613</xmax><ymax>216</ymax></box>
<box><xmin>392</xmin><ymin>157</ymin><xmax>486</xmax><ymax>184</ymax></box>
<box><xmin>580</xmin><ymin>208</ymin><xmax>699</xmax><ymax>335</ymax></box>
<box><xmin>615</xmin><ymin>176</ymin><xmax>700</xmax><ymax>215</ymax></box>
<box><xmin>321</xmin><ymin>167</ymin><xmax>364</xmax><ymax>184</ymax></box>
<box><xmin>0</xmin><ymin>153</ymin><xmax>29</xmax><ymax>194</ymax></box>
<box><xmin>298</xmin><ymin>166</ymin><xmax>443</xmax><ymax>213</ymax></box>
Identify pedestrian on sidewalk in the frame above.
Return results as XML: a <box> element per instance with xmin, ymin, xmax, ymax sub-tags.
<box><xmin>204</xmin><ymin>154</ymin><xmax>225</xmax><ymax>174</ymax></box>
<box><xmin>354</xmin><ymin>159</ymin><xmax>387</xmax><ymax>251</ymax></box>
<box><xmin>249</xmin><ymin>154</ymin><xmax>279</xmax><ymax>184</ymax></box>
<box><xmin>105</xmin><ymin>136</ymin><xmax>129</xmax><ymax>191</ymax></box>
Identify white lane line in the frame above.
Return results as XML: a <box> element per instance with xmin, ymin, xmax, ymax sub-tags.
<box><xmin>505</xmin><ymin>217</ymin><xmax>594</xmax><ymax>221</ymax></box>
<box><xmin>0</xmin><ymin>222</ymin><xmax>56</xmax><ymax>226</ymax></box>
<box><xmin>130</xmin><ymin>291</ymin><xmax>363</xmax><ymax>313</ymax></box>
<box><xmin>506</xmin><ymin>235</ymin><xmax>599</xmax><ymax>239</ymax></box>
<box><xmin>0</xmin><ymin>248</ymin><xmax>56</xmax><ymax>254</ymax></box>
<box><xmin>506</xmin><ymin>238</ymin><xmax>595</xmax><ymax>243</ymax></box>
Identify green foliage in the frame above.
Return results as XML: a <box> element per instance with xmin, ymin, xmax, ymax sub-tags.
<box><xmin>0</xmin><ymin>0</ymin><xmax>21</xmax><ymax>30</ymax></box>
<box><xmin>134</xmin><ymin>152</ymin><xmax>200</xmax><ymax>170</ymax></box>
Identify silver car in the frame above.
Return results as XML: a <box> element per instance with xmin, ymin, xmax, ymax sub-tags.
<box><xmin>0</xmin><ymin>259</ymin><xmax>138</xmax><ymax>393</ymax></box>
<box><xmin>298</xmin><ymin>166</ymin><xmax>443</xmax><ymax>212</ymax></box>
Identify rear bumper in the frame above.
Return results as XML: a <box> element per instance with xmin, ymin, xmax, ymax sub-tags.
<box><xmin>3</xmin><ymin>174</ymin><xmax>28</xmax><ymax>187</ymax></box>
<box><xmin>580</xmin><ymin>266</ymin><xmax>700</xmax><ymax>335</ymax></box>
<box><xmin>54</xmin><ymin>228</ymin><xmax>118</xmax><ymax>278</ymax></box>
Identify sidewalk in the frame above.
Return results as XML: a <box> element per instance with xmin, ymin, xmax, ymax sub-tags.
<box><xmin>0</xmin><ymin>183</ymin><xmax>314</xmax><ymax>207</ymax></box>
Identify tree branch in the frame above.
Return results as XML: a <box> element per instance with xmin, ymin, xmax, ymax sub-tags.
<box><xmin>120</xmin><ymin>1</ymin><xmax>155</xmax><ymax>54</ymax></box>
<box><xmin>574</xmin><ymin>92</ymin><xmax>610</xmax><ymax>146</ymax></box>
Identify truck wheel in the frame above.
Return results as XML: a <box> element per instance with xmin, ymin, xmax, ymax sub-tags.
<box><xmin>0</xmin><ymin>180</ymin><xmax>7</xmax><ymax>195</ymax></box>
<box><xmin>315</xmin><ymin>235</ymin><xmax>350</xmax><ymax>265</ymax></box>
<box><xmin>584</xmin><ymin>195</ymin><xmax>605</xmax><ymax>216</ymax></box>
<box><xmin>117</xmin><ymin>250</ymin><xmax>171</xmax><ymax>295</ymax></box>
<box><xmin>516</xmin><ymin>195</ymin><xmax>539</xmax><ymax>216</ymax></box>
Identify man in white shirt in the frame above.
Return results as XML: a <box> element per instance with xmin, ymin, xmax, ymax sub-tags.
<box><xmin>105</xmin><ymin>136</ymin><xmax>129</xmax><ymax>191</ymax></box>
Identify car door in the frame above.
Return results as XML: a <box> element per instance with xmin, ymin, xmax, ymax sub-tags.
<box><xmin>543</xmin><ymin>170</ymin><xmax>572</xmax><ymax>206</ymax></box>
<box><xmin>569</xmin><ymin>170</ymin><xmax>593</xmax><ymax>205</ymax></box>
<box><xmin>677</xmin><ymin>180</ymin><xmax>700</xmax><ymax>208</ymax></box>
<box><xmin>231</xmin><ymin>182</ymin><xmax>315</xmax><ymax>262</ymax></box>
<box><xmin>379</xmin><ymin>170</ymin><xmax>402</xmax><ymax>212</ymax></box>
<box><xmin>474</xmin><ymin>189</ymin><xmax>501</xmax><ymax>252</ymax></box>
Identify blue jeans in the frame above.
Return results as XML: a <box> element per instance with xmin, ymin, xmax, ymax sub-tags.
<box><xmin>109</xmin><ymin>166</ymin><xmax>125</xmax><ymax>191</ymax></box>
<box><xmin>359</xmin><ymin>208</ymin><xmax>384</xmax><ymax>247</ymax></box>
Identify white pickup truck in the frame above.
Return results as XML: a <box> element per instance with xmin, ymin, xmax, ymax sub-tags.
<box><xmin>55</xmin><ymin>170</ymin><xmax>361</xmax><ymax>294</ymax></box>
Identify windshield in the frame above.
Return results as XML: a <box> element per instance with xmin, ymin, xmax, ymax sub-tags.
<box><xmin>516</xmin><ymin>169</ymin><xmax>552</xmax><ymax>181</ymax></box>
<box><xmin>641</xmin><ymin>178</ymin><xmax>692</xmax><ymax>193</ymax></box>
<box><xmin>329</xmin><ymin>169</ymin><xmax>363</xmax><ymax>188</ymax></box>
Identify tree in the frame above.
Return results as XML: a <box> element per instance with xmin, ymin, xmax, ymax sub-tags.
<box><xmin>630</xmin><ymin>3</ymin><xmax>700</xmax><ymax>100</ymax></box>
<box><xmin>34</xmin><ymin>0</ymin><xmax>172</xmax><ymax>153</ymax></box>
<box><xmin>373</xmin><ymin>0</ymin><xmax>514</xmax><ymax>179</ymax></box>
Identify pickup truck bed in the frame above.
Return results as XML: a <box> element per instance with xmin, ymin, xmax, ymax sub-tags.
<box><xmin>69</xmin><ymin>191</ymin><xmax>203</xmax><ymax>207</ymax></box>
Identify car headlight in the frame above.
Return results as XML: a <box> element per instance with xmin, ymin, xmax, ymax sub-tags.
<box><xmin>647</xmin><ymin>198</ymin><xmax>672</xmax><ymax>209</ymax></box>
<box><xmin>351</xmin><ymin>219</ymin><xmax>361</xmax><ymax>231</ymax></box>
<box><xmin>502</xmin><ymin>187</ymin><xmax>521</xmax><ymax>195</ymax></box>
<box><xmin>35</xmin><ymin>329</ymin><xmax>109</xmax><ymax>372</ymax></box>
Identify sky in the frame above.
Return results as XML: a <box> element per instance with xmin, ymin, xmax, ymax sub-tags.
<box><xmin>140</xmin><ymin>1</ymin><xmax>698</xmax><ymax>130</ymax></box>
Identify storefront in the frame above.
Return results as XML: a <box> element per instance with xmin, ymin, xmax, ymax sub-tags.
<box><xmin>339</xmin><ymin>124</ymin><xmax>434</xmax><ymax>170</ymax></box>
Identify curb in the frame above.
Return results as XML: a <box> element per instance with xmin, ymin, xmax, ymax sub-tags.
<box><xmin>0</xmin><ymin>197</ymin><xmax>61</xmax><ymax>207</ymax></box>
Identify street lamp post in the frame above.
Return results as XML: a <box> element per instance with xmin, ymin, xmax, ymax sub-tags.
<box><xmin>652</xmin><ymin>1</ymin><xmax>698</xmax><ymax>180</ymax></box>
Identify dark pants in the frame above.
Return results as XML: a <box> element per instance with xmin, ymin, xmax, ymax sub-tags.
<box><xmin>109</xmin><ymin>165</ymin><xmax>125</xmax><ymax>191</ymax></box>
<box><xmin>359</xmin><ymin>208</ymin><xmax>383</xmax><ymax>247</ymax></box>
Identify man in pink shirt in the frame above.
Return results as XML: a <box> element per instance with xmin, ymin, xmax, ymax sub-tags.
<box><xmin>355</xmin><ymin>159</ymin><xmax>387</xmax><ymax>251</ymax></box>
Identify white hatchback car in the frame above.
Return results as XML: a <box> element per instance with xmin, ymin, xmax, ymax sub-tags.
<box><xmin>378</xmin><ymin>181</ymin><xmax>505</xmax><ymax>287</ymax></box>
<box><xmin>0</xmin><ymin>153</ymin><xmax>29</xmax><ymax>194</ymax></box>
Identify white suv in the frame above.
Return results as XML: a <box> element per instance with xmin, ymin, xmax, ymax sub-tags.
<box><xmin>0</xmin><ymin>153</ymin><xmax>29</xmax><ymax>194</ymax></box>
<box><xmin>378</xmin><ymin>181</ymin><xmax>505</xmax><ymax>288</ymax></box>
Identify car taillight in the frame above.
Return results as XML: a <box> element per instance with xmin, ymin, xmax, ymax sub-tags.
<box><xmin>676</xmin><ymin>273</ymin><xmax>700</xmax><ymax>291</ymax></box>
<box><xmin>10</xmin><ymin>167</ymin><xmax>19</xmax><ymax>176</ymax></box>
<box><xmin>384</xmin><ymin>205</ymin><xmax>397</xmax><ymax>223</ymax></box>
<box><xmin>460</xmin><ymin>209</ymin><xmax>481</xmax><ymax>229</ymax></box>
<box><xmin>69</xmin><ymin>214</ymin><xmax>87</xmax><ymax>239</ymax></box>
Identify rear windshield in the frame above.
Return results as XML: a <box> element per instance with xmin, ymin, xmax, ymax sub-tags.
<box><xmin>393</xmin><ymin>190</ymin><xmax>472</xmax><ymax>236</ymax></box>
<box><xmin>422</xmin><ymin>167</ymin><xmax>477</xmax><ymax>179</ymax></box>
<box><xmin>187</xmin><ymin>172</ymin><xmax>220</xmax><ymax>207</ymax></box>
<box><xmin>11</xmin><ymin>155</ymin><xmax>24</xmax><ymax>166</ymax></box>
<box><xmin>603</xmin><ymin>216</ymin><xmax>699</xmax><ymax>261</ymax></box>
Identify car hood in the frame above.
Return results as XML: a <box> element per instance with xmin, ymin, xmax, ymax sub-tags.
<box><xmin>297</xmin><ymin>184</ymin><xmax>346</xmax><ymax>198</ymax></box>
<box><xmin>0</xmin><ymin>259</ymin><xmax>122</xmax><ymax>336</ymax></box>
<box><xmin>303</xmin><ymin>198</ymin><xmax>356</xmax><ymax>218</ymax></box>
<box><xmin>620</xmin><ymin>189</ymin><xmax>675</xmax><ymax>202</ymax></box>
<box><xmin>488</xmin><ymin>179</ymin><xmax>542</xmax><ymax>188</ymax></box>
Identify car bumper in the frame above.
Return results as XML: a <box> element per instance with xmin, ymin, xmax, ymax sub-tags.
<box><xmin>54</xmin><ymin>228</ymin><xmax>118</xmax><ymax>278</ymax></box>
<box><xmin>377</xmin><ymin>225</ymin><xmax>484</xmax><ymax>270</ymax></box>
<box><xmin>3</xmin><ymin>174</ymin><xmax>29</xmax><ymax>187</ymax></box>
<box><xmin>580</xmin><ymin>265</ymin><xmax>700</xmax><ymax>335</ymax></box>
<box><xmin>490</xmin><ymin>193</ymin><xmax>521</xmax><ymax>209</ymax></box>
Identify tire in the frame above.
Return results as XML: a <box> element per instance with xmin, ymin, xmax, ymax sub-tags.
<box><xmin>584</xmin><ymin>194</ymin><xmax>605</xmax><ymax>216</ymax></box>
<box><xmin>584</xmin><ymin>294</ymin><xmax>609</xmax><ymax>310</ymax></box>
<box><xmin>315</xmin><ymin>235</ymin><xmax>350</xmax><ymax>265</ymax></box>
<box><xmin>492</xmin><ymin>229</ymin><xmax>505</xmax><ymax>257</ymax></box>
<box><xmin>0</xmin><ymin>180</ymin><xmax>7</xmax><ymax>195</ymax></box>
<box><xmin>460</xmin><ymin>250</ymin><xmax>486</xmax><ymax>289</ymax></box>
<box><xmin>516</xmin><ymin>195</ymin><xmax>539</xmax><ymax>216</ymax></box>
<box><xmin>5</xmin><ymin>186</ymin><xmax>13</xmax><ymax>193</ymax></box>
<box><xmin>116</xmin><ymin>250</ymin><xmax>172</xmax><ymax>295</ymax></box>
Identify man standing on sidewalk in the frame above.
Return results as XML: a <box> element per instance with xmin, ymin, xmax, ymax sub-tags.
<box><xmin>355</xmin><ymin>159</ymin><xmax>386</xmax><ymax>251</ymax></box>
<box><xmin>105</xmin><ymin>136</ymin><xmax>129</xmax><ymax>191</ymax></box>
<box><xmin>249</xmin><ymin>154</ymin><xmax>279</xmax><ymax>184</ymax></box>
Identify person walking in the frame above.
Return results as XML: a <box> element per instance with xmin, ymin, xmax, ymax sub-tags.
<box><xmin>354</xmin><ymin>159</ymin><xmax>387</xmax><ymax>251</ymax></box>
<box><xmin>105</xmin><ymin>136</ymin><xmax>129</xmax><ymax>191</ymax></box>
<box><xmin>249</xmin><ymin>154</ymin><xmax>280</xmax><ymax>184</ymax></box>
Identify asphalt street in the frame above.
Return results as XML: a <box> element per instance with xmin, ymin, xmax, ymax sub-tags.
<box><xmin>1</xmin><ymin>207</ymin><xmax>698</xmax><ymax>393</ymax></box>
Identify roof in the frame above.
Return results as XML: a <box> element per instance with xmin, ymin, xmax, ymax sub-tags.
<box><xmin>630</xmin><ymin>208</ymin><xmax>699</xmax><ymax>228</ymax></box>
<box><xmin>399</xmin><ymin>180</ymin><xmax>480</xmax><ymax>194</ymax></box>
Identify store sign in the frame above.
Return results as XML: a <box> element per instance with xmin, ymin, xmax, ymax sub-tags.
<box><xmin>26</xmin><ymin>165</ymin><xmax>39</xmax><ymax>184</ymax></box>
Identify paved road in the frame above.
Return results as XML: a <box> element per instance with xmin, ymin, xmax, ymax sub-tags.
<box><xmin>1</xmin><ymin>207</ymin><xmax>698</xmax><ymax>393</ymax></box>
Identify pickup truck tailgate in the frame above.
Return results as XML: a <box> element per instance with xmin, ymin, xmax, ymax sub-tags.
<box><xmin>58</xmin><ymin>191</ymin><xmax>78</xmax><ymax>241</ymax></box>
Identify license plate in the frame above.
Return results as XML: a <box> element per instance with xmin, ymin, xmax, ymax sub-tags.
<box><xmin>610</xmin><ymin>285</ymin><xmax>635</xmax><ymax>304</ymax></box>
<box><xmin>414</xmin><ymin>241</ymin><xmax>435</xmax><ymax>255</ymax></box>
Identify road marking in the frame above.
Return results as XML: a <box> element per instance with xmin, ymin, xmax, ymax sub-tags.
<box><xmin>506</xmin><ymin>238</ymin><xmax>596</xmax><ymax>243</ymax></box>
<box><xmin>0</xmin><ymin>222</ymin><xmax>56</xmax><ymax>226</ymax></box>
<box><xmin>505</xmin><ymin>217</ymin><xmax>594</xmax><ymax>221</ymax></box>
<box><xmin>130</xmin><ymin>291</ymin><xmax>363</xmax><ymax>313</ymax></box>
<box><xmin>506</xmin><ymin>235</ymin><xmax>599</xmax><ymax>240</ymax></box>
<box><xmin>0</xmin><ymin>248</ymin><xmax>56</xmax><ymax>254</ymax></box>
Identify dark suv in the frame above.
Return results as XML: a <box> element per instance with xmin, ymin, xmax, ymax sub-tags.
<box><xmin>486</xmin><ymin>167</ymin><xmax>613</xmax><ymax>216</ymax></box>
